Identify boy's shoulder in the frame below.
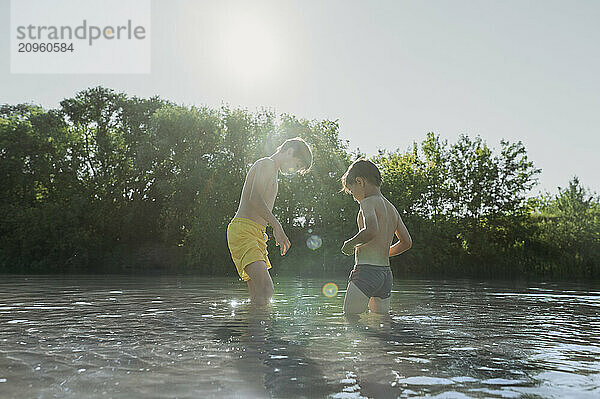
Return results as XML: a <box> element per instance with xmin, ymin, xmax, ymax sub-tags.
<box><xmin>359</xmin><ymin>195</ymin><xmax>379</xmax><ymax>207</ymax></box>
<box><xmin>382</xmin><ymin>194</ymin><xmax>401</xmax><ymax>214</ymax></box>
<box><xmin>362</xmin><ymin>194</ymin><xmax>401</xmax><ymax>216</ymax></box>
<box><xmin>252</xmin><ymin>157</ymin><xmax>276</xmax><ymax>171</ymax></box>
<box><xmin>360</xmin><ymin>194</ymin><xmax>388</xmax><ymax>207</ymax></box>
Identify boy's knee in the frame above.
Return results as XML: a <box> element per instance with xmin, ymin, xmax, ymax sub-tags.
<box><xmin>261</xmin><ymin>280</ymin><xmax>274</xmax><ymax>297</ymax></box>
<box><xmin>254</xmin><ymin>278</ymin><xmax>273</xmax><ymax>300</ymax></box>
<box><xmin>244</xmin><ymin>261</ymin><xmax>273</xmax><ymax>304</ymax></box>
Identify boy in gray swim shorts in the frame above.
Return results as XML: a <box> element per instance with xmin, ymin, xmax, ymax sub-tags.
<box><xmin>340</xmin><ymin>159</ymin><xmax>412</xmax><ymax>316</ymax></box>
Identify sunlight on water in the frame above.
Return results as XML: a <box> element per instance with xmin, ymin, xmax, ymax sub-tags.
<box><xmin>0</xmin><ymin>276</ymin><xmax>598</xmax><ymax>398</ymax></box>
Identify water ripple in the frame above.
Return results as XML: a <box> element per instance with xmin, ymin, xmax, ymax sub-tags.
<box><xmin>0</xmin><ymin>275</ymin><xmax>598</xmax><ymax>398</ymax></box>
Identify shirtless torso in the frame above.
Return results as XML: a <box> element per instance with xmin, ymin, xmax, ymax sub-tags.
<box><xmin>355</xmin><ymin>194</ymin><xmax>400</xmax><ymax>266</ymax></box>
<box><xmin>233</xmin><ymin>158</ymin><xmax>278</xmax><ymax>228</ymax></box>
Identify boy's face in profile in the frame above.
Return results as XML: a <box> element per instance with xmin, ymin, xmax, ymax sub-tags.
<box><xmin>346</xmin><ymin>177</ymin><xmax>367</xmax><ymax>202</ymax></box>
<box><xmin>280</xmin><ymin>149</ymin><xmax>305</xmax><ymax>175</ymax></box>
<box><xmin>283</xmin><ymin>157</ymin><xmax>303</xmax><ymax>175</ymax></box>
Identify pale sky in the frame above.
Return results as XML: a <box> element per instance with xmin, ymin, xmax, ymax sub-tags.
<box><xmin>1</xmin><ymin>0</ymin><xmax>599</xmax><ymax>195</ymax></box>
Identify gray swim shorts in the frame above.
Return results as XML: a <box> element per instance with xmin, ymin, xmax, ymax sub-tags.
<box><xmin>348</xmin><ymin>264</ymin><xmax>393</xmax><ymax>299</ymax></box>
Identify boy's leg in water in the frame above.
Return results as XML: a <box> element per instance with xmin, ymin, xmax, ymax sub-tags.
<box><xmin>368</xmin><ymin>296</ymin><xmax>390</xmax><ymax>315</ymax></box>
<box><xmin>247</xmin><ymin>278</ymin><xmax>256</xmax><ymax>302</ymax></box>
<box><xmin>344</xmin><ymin>281</ymin><xmax>369</xmax><ymax>316</ymax></box>
<box><xmin>245</xmin><ymin>261</ymin><xmax>274</xmax><ymax>306</ymax></box>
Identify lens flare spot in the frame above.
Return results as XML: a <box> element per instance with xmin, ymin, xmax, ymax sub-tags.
<box><xmin>322</xmin><ymin>282</ymin><xmax>338</xmax><ymax>297</ymax></box>
<box><xmin>306</xmin><ymin>234</ymin><xmax>322</xmax><ymax>250</ymax></box>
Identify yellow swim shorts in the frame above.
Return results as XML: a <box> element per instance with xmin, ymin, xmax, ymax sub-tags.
<box><xmin>226</xmin><ymin>217</ymin><xmax>271</xmax><ymax>281</ymax></box>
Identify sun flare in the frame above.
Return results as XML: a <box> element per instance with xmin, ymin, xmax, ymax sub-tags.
<box><xmin>219</xmin><ymin>14</ymin><xmax>281</xmax><ymax>84</ymax></box>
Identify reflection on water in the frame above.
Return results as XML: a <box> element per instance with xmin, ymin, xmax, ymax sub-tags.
<box><xmin>0</xmin><ymin>275</ymin><xmax>599</xmax><ymax>398</ymax></box>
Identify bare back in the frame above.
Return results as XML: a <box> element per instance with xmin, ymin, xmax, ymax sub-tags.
<box><xmin>355</xmin><ymin>194</ymin><xmax>399</xmax><ymax>266</ymax></box>
<box><xmin>234</xmin><ymin>158</ymin><xmax>278</xmax><ymax>227</ymax></box>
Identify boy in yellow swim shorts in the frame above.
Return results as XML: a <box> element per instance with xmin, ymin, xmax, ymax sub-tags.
<box><xmin>227</xmin><ymin>138</ymin><xmax>312</xmax><ymax>305</ymax></box>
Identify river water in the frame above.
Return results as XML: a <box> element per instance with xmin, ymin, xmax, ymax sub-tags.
<box><xmin>0</xmin><ymin>275</ymin><xmax>598</xmax><ymax>398</ymax></box>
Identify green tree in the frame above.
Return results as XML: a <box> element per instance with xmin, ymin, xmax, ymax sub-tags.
<box><xmin>529</xmin><ymin>177</ymin><xmax>600</xmax><ymax>277</ymax></box>
<box><xmin>1</xmin><ymin>86</ymin><xmax>597</xmax><ymax>279</ymax></box>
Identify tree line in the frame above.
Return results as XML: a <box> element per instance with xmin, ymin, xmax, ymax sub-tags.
<box><xmin>1</xmin><ymin>87</ymin><xmax>598</xmax><ymax>279</ymax></box>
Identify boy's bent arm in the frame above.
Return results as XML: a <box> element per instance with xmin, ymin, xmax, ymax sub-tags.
<box><xmin>345</xmin><ymin>197</ymin><xmax>379</xmax><ymax>248</ymax></box>
<box><xmin>389</xmin><ymin>214</ymin><xmax>412</xmax><ymax>257</ymax></box>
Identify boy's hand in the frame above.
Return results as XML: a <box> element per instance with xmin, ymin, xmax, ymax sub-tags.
<box><xmin>273</xmin><ymin>224</ymin><xmax>291</xmax><ymax>256</ymax></box>
<box><xmin>341</xmin><ymin>240</ymin><xmax>355</xmax><ymax>256</ymax></box>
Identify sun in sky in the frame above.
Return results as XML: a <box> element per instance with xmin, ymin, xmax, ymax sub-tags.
<box><xmin>217</xmin><ymin>10</ymin><xmax>283</xmax><ymax>88</ymax></box>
